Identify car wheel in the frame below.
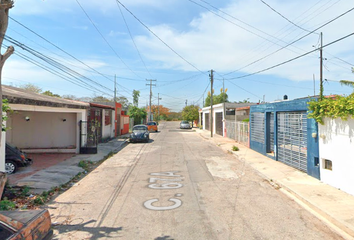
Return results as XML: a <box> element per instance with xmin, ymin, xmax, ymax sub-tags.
<box><xmin>5</xmin><ymin>160</ymin><xmax>17</xmax><ymax>174</ymax></box>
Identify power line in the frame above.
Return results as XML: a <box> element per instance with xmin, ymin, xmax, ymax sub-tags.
<box><xmin>115</xmin><ymin>0</ymin><xmax>206</xmax><ymax>75</ymax></box>
<box><xmin>75</xmin><ymin>0</ymin><xmax>144</xmax><ymax>80</ymax></box>
<box><xmin>3</xmin><ymin>37</ymin><xmax>115</xmax><ymax>96</ymax></box>
<box><xmin>226</xmin><ymin>32</ymin><xmax>354</xmax><ymax>80</ymax></box>
<box><xmin>9</xmin><ymin>17</ymin><xmax>118</xmax><ymax>84</ymax></box>
<box><xmin>222</xmin><ymin>6</ymin><xmax>354</xmax><ymax>77</ymax></box>
<box><xmin>115</xmin><ymin>1</ymin><xmax>153</xmax><ymax>78</ymax></box>
<box><xmin>259</xmin><ymin>0</ymin><xmax>316</xmax><ymax>34</ymax></box>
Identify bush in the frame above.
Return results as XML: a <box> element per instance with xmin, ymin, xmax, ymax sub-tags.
<box><xmin>0</xmin><ymin>200</ymin><xmax>16</xmax><ymax>210</ymax></box>
<box><xmin>232</xmin><ymin>146</ymin><xmax>239</xmax><ymax>151</ymax></box>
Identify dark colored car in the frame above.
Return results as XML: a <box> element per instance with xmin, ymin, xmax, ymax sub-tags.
<box><xmin>130</xmin><ymin>125</ymin><xmax>150</xmax><ymax>143</ymax></box>
<box><xmin>180</xmin><ymin>120</ymin><xmax>192</xmax><ymax>129</ymax></box>
<box><xmin>5</xmin><ymin>143</ymin><xmax>33</xmax><ymax>174</ymax></box>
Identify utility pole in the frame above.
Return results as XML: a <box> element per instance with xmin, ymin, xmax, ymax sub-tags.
<box><xmin>114</xmin><ymin>74</ymin><xmax>117</xmax><ymax>103</ymax></box>
<box><xmin>210</xmin><ymin>69</ymin><xmax>214</xmax><ymax>138</ymax></box>
<box><xmin>158</xmin><ymin>93</ymin><xmax>162</xmax><ymax>122</ymax></box>
<box><xmin>185</xmin><ymin>99</ymin><xmax>188</xmax><ymax>107</ymax></box>
<box><xmin>320</xmin><ymin>32</ymin><xmax>323</xmax><ymax>101</ymax></box>
<box><xmin>146</xmin><ymin>79</ymin><xmax>156</xmax><ymax>121</ymax></box>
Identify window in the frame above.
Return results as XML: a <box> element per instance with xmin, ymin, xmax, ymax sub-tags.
<box><xmin>323</xmin><ymin>159</ymin><xmax>332</xmax><ymax>171</ymax></box>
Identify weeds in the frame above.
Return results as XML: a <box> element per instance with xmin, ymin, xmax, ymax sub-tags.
<box><xmin>0</xmin><ymin>199</ymin><xmax>16</xmax><ymax>210</ymax></box>
<box><xmin>232</xmin><ymin>145</ymin><xmax>239</xmax><ymax>151</ymax></box>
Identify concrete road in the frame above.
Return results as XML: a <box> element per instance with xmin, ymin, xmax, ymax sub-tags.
<box><xmin>49</xmin><ymin>121</ymin><xmax>343</xmax><ymax>240</ymax></box>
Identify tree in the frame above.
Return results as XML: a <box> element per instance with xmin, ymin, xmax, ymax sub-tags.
<box><xmin>42</xmin><ymin>90</ymin><xmax>60</xmax><ymax>98</ymax></box>
<box><xmin>117</xmin><ymin>96</ymin><xmax>131</xmax><ymax>110</ymax></box>
<box><xmin>92</xmin><ymin>96</ymin><xmax>112</xmax><ymax>102</ymax></box>
<box><xmin>168</xmin><ymin>112</ymin><xmax>182</xmax><ymax>121</ymax></box>
<box><xmin>133</xmin><ymin>90</ymin><xmax>140</xmax><ymax>107</ymax></box>
<box><xmin>148</xmin><ymin>105</ymin><xmax>170</xmax><ymax>121</ymax></box>
<box><xmin>19</xmin><ymin>83</ymin><xmax>42</xmax><ymax>94</ymax></box>
<box><xmin>339</xmin><ymin>67</ymin><xmax>354</xmax><ymax>90</ymax></box>
<box><xmin>204</xmin><ymin>88</ymin><xmax>228</xmax><ymax>107</ymax></box>
<box><xmin>128</xmin><ymin>106</ymin><xmax>147</xmax><ymax>125</ymax></box>
<box><xmin>1</xmin><ymin>99</ymin><xmax>9</xmax><ymax>131</ymax></box>
<box><xmin>0</xmin><ymin>0</ymin><xmax>14</xmax><ymax>195</ymax></box>
<box><xmin>182</xmin><ymin>105</ymin><xmax>199</xmax><ymax>127</ymax></box>
<box><xmin>62</xmin><ymin>94</ymin><xmax>77</xmax><ymax>100</ymax></box>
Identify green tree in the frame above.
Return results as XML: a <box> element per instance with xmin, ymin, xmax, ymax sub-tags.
<box><xmin>117</xmin><ymin>96</ymin><xmax>131</xmax><ymax>110</ymax></box>
<box><xmin>133</xmin><ymin>90</ymin><xmax>140</xmax><ymax>107</ymax></box>
<box><xmin>204</xmin><ymin>88</ymin><xmax>228</xmax><ymax>107</ymax></box>
<box><xmin>92</xmin><ymin>96</ymin><xmax>112</xmax><ymax>102</ymax></box>
<box><xmin>42</xmin><ymin>90</ymin><xmax>60</xmax><ymax>97</ymax></box>
<box><xmin>182</xmin><ymin>105</ymin><xmax>199</xmax><ymax>127</ymax></box>
<box><xmin>128</xmin><ymin>106</ymin><xmax>147</xmax><ymax>125</ymax></box>
<box><xmin>20</xmin><ymin>83</ymin><xmax>42</xmax><ymax>94</ymax></box>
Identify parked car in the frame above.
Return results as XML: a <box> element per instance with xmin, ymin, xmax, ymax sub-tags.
<box><xmin>180</xmin><ymin>120</ymin><xmax>192</xmax><ymax>129</ymax></box>
<box><xmin>146</xmin><ymin>121</ymin><xmax>158</xmax><ymax>132</ymax></box>
<box><xmin>130</xmin><ymin>125</ymin><xmax>150</xmax><ymax>143</ymax></box>
<box><xmin>5</xmin><ymin>143</ymin><xmax>33</xmax><ymax>174</ymax></box>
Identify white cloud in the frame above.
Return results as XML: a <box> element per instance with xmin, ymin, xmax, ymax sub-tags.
<box><xmin>133</xmin><ymin>0</ymin><xmax>354</xmax><ymax>82</ymax></box>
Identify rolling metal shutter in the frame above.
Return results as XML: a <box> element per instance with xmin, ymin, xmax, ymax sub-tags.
<box><xmin>205</xmin><ymin>113</ymin><xmax>210</xmax><ymax>130</ymax></box>
<box><xmin>215</xmin><ymin>112</ymin><xmax>223</xmax><ymax>136</ymax></box>
<box><xmin>277</xmin><ymin>112</ymin><xmax>307</xmax><ymax>172</ymax></box>
<box><xmin>251</xmin><ymin>112</ymin><xmax>265</xmax><ymax>144</ymax></box>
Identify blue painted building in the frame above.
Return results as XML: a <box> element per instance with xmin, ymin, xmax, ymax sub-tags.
<box><xmin>250</xmin><ymin>98</ymin><xmax>320</xmax><ymax>179</ymax></box>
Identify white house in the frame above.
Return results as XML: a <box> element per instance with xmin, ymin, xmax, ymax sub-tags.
<box><xmin>2</xmin><ymin>85</ymin><xmax>89</xmax><ymax>157</ymax></box>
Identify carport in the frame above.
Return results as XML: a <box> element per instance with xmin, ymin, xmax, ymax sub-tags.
<box><xmin>3</xmin><ymin>85</ymin><xmax>89</xmax><ymax>154</ymax></box>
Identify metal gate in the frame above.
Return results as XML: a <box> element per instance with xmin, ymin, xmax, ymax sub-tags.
<box><xmin>251</xmin><ymin>112</ymin><xmax>265</xmax><ymax>144</ymax></box>
<box><xmin>205</xmin><ymin>113</ymin><xmax>210</xmax><ymax>130</ymax></box>
<box><xmin>79</xmin><ymin>120</ymin><xmax>98</xmax><ymax>154</ymax></box>
<box><xmin>277</xmin><ymin>112</ymin><xmax>307</xmax><ymax>172</ymax></box>
<box><xmin>215</xmin><ymin>112</ymin><xmax>223</xmax><ymax>136</ymax></box>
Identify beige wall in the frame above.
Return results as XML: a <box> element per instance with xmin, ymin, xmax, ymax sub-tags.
<box><xmin>6</xmin><ymin>111</ymin><xmax>76</xmax><ymax>150</ymax></box>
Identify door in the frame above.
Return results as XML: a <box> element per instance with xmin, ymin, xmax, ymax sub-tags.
<box><xmin>215</xmin><ymin>112</ymin><xmax>223</xmax><ymax>136</ymax></box>
<box><xmin>277</xmin><ymin>112</ymin><xmax>307</xmax><ymax>172</ymax></box>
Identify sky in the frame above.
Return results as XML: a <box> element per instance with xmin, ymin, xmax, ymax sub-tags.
<box><xmin>2</xmin><ymin>0</ymin><xmax>354</xmax><ymax>112</ymax></box>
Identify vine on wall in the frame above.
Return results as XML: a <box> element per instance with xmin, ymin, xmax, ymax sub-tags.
<box><xmin>308</xmin><ymin>94</ymin><xmax>354</xmax><ymax>124</ymax></box>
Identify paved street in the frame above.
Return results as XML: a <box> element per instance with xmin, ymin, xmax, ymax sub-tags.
<box><xmin>49</xmin><ymin>121</ymin><xmax>343</xmax><ymax>240</ymax></box>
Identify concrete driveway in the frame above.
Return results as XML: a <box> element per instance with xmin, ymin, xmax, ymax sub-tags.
<box><xmin>7</xmin><ymin>153</ymin><xmax>75</xmax><ymax>186</ymax></box>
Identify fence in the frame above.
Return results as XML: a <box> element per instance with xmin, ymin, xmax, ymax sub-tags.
<box><xmin>225</xmin><ymin>120</ymin><xmax>249</xmax><ymax>147</ymax></box>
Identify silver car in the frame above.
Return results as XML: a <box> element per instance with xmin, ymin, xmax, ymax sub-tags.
<box><xmin>180</xmin><ymin>120</ymin><xmax>191</xmax><ymax>129</ymax></box>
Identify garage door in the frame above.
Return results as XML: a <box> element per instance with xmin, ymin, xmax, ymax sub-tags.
<box><xmin>215</xmin><ymin>112</ymin><xmax>223</xmax><ymax>136</ymax></box>
<box><xmin>205</xmin><ymin>113</ymin><xmax>210</xmax><ymax>130</ymax></box>
<box><xmin>277</xmin><ymin>112</ymin><xmax>307</xmax><ymax>172</ymax></box>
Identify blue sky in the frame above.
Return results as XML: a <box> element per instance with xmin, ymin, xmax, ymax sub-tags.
<box><xmin>2</xmin><ymin>0</ymin><xmax>354</xmax><ymax>111</ymax></box>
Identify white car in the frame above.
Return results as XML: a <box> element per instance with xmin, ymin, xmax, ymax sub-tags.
<box><xmin>180</xmin><ymin>120</ymin><xmax>192</xmax><ymax>129</ymax></box>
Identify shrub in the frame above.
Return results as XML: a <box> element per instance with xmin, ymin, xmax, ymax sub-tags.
<box><xmin>0</xmin><ymin>200</ymin><xmax>16</xmax><ymax>210</ymax></box>
<box><xmin>232</xmin><ymin>145</ymin><xmax>239</xmax><ymax>151</ymax></box>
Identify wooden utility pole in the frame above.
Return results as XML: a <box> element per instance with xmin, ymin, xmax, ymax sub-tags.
<box><xmin>146</xmin><ymin>79</ymin><xmax>156</xmax><ymax>121</ymax></box>
<box><xmin>0</xmin><ymin>0</ymin><xmax>14</xmax><ymax>198</ymax></box>
<box><xmin>320</xmin><ymin>32</ymin><xmax>323</xmax><ymax>101</ymax></box>
<box><xmin>210</xmin><ymin>69</ymin><xmax>214</xmax><ymax>138</ymax></box>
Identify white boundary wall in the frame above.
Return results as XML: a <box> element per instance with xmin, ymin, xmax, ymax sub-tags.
<box><xmin>319</xmin><ymin>117</ymin><xmax>354</xmax><ymax>196</ymax></box>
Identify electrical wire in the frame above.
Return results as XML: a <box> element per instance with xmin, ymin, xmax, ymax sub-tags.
<box><xmin>226</xmin><ymin>32</ymin><xmax>354</xmax><ymax>80</ymax></box>
<box><xmin>115</xmin><ymin>0</ymin><xmax>206</xmax><ymax>75</ymax></box>
<box><xmin>259</xmin><ymin>0</ymin><xmax>316</xmax><ymax>34</ymax></box>
<box><xmin>222</xmin><ymin>6</ymin><xmax>354</xmax><ymax>78</ymax></box>
<box><xmin>75</xmin><ymin>0</ymin><xmax>145</xmax><ymax>80</ymax></box>
<box><xmin>9</xmin><ymin>17</ymin><xmax>120</xmax><ymax>84</ymax></box>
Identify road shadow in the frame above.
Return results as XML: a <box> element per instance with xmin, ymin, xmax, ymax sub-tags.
<box><xmin>155</xmin><ymin>236</ymin><xmax>174</xmax><ymax>240</ymax></box>
<box><xmin>52</xmin><ymin>219</ymin><xmax>122</xmax><ymax>239</ymax></box>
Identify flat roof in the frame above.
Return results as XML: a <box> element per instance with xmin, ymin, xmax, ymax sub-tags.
<box><xmin>2</xmin><ymin>85</ymin><xmax>89</xmax><ymax>109</ymax></box>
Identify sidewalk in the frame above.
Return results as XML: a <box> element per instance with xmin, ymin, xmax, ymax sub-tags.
<box><xmin>11</xmin><ymin>136</ymin><xmax>129</xmax><ymax>194</ymax></box>
<box><xmin>196</xmin><ymin>128</ymin><xmax>354</xmax><ymax>240</ymax></box>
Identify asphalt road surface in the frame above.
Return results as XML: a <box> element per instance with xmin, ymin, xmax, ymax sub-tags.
<box><xmin>49</xmin><ymin>121</ymin><xmax>343</xmax><ymax>240</ymax></box>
